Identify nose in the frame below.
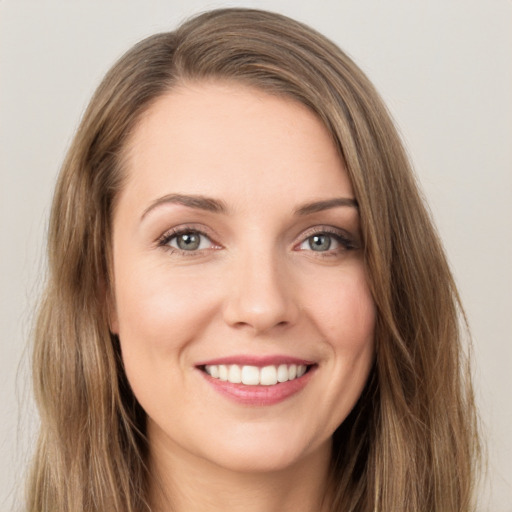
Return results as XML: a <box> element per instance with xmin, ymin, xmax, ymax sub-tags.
<box><xmin>222</xmin><ymin>248</ymin><xmax>300</xmax><ymax>334</ymax></box>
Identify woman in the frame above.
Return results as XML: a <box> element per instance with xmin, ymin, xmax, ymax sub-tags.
<box><xmin>27</xmin><ymin>8</ymin><xmax>480</xmax><ymax>512</ymax></box>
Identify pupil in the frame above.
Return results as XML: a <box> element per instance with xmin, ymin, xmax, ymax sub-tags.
<box><xmin>310</xmin><ymin>234</ymin><xmax>331</xmax><ymax>251</ymax></box>
<box><xmin>178</xmin><ymin>233</ymin><xmax>200</xmax><ymax>250</ymax></box>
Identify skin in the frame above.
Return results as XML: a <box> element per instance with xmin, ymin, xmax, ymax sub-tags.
<box><xmin>110</xmin><ymin>81</ymin><xmax>376</xmax><ymax>511</ymax></box>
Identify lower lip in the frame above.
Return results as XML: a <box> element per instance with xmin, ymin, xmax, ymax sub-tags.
<box><xmin>199</xmin><ymin>367</ymin><xmax>316</xmax><ymax>406</ymax></box>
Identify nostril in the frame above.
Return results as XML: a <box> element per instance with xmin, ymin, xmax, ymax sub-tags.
<box><xmin>221</xmin><ymin>268</ymin><xmax>300</xmax><ymax>332</ymax></box>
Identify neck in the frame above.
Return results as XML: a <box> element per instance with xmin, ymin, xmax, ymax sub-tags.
<box><xmin>148</xmin><ymin>432</ymin><xmax>333</xmax><ymax>512</ymax></box>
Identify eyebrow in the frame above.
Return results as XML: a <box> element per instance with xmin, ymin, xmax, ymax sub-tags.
<box><xmin>141</xmin><ymin>193</ymin><xmax>358</xmax><ymax>221</ymax></box>
<box><xmin>141</xmin><ymin>193</ymin><xmax>228</xmax><ymax>220</ymax></box>
<box><xmin>294</xmin><ymin>197</ymin><xmax>358</xmax><ymax>215</ymax></box>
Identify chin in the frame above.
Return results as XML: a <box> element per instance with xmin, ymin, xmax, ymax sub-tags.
<box><xmin>192</xmin><ymin>426</ymin><xmax>332</xmax><ymax>475</ymax></box>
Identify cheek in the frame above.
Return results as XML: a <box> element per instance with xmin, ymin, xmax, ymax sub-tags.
<box><xmin>112</xmin><ymin>265</ymin><xmax>213</xmax><ymax>400</ymax></box>
<box><xmin>114</xmin><ymin>262</ymin><xmax>217</xmax><ymax>349</ymax></box>
<box><xmin>114</xmin><ymin>269</ymin><xmax>218</xmax><ymax>416</ymax></box>
<box><xmin>311</xmin><ymin>269</ymin><xmax>375</xmax><ymax>423</ymax></box>
<box><xmin>310</xmin><ymin>267</ymin><xmax>376</xmax><ymax>350</ymax></box>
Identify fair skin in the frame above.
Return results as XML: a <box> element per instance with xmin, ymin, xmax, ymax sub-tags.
<box><xmin>110</xmin><ymin>81</ymin><xmax>375</xmax><ymax>512</ymax></box>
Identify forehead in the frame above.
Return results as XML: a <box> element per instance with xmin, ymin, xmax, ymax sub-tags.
<box><xmin>121</xmin><ymin>81</ymin><xmax>353</xmax><ymax>207</ymax></box>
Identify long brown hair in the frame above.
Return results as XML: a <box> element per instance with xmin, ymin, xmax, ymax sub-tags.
<box><xmin>27</xmin><ymin>8</ymin><xmax>480</xmax><ymax>511</ymax></box>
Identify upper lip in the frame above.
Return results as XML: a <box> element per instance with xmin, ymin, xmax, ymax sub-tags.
<box><xmin>195</xmin><ymin>355</ymin><xmax>316</xmax><ymax>367</ymax></box>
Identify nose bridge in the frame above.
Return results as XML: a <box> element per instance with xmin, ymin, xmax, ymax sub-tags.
<box><xmin>223</xmin><ymin>239</ymin><xmax>298</xmax><ymax>332</ymax></box>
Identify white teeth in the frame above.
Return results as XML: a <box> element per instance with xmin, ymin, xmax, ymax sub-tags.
<box><xmin>204</xmin><ymin>363</ymin><xmax>310</xmax><ymax>385</ymax></box>
<box><xmin>219</xmin><ymin>365</ymin><xmax>228</xmax><ymax>381</ymax></box>
<box><xmin>277</xmin><ymin>364</ymin><xmax>288</xmax><ymax>383</ymax></box>
<box><xmin>241</xmin><ymin>365</ymin><xmax>260</xmax><ymax>385</ymax></box>
<box><xmin>260</xmin><ymin>365</ymin><xmax>278</xmax><ymax>386</ymax></box>
<box><xmin>228</xmin><ymin>364</ymin><xmax>242</xmax><ymax>383</ymax></box>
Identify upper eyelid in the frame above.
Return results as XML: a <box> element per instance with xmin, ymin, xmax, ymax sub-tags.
<box><xmin>297</xmin><ymin>225</ymin><xmax>355</xmax><ymax>240</ymax></box>
<box><xmin>295</xmin><ymin>225</ymin><xmax>360</xmax><ymax>251</ymax></box>
<box><xmin>157</xmin><ymin>228</ymin><xmax>220</xmax><ymax>257</ymax></box>
<box><xmin>156</xmin><ymin>224</ymin><xmax>216</xmax><ymax>244</ymax></box>
<box><xmin>155</xmin><ymin>223</ymin><xmax>358</xmax><ymax>249</ymax></box>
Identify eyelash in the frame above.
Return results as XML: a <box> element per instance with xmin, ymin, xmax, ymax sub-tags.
<box><xmin>157</xmin><ymin>225</ymin><xmax>218</xmax><ymax>256</ymax></box>
<box><xmin>296</xmin><ymin>227</ymin><xmax>357</xmax><ymax>256</ymax></box>
<box><xmin>156</xmin><ymin>225</ymin><xmax>357</xmax><ymax>256</ymax></box>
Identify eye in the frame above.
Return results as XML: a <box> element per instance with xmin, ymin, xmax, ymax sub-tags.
<box><xmin>302</xmin><ymin>233</ymin><xmax>336</xmax><ymax>252</ymax></box>
<box><xmin>160</xmin><ymin>229</ymin><xmax>215</xmax><ymax>252</ymax></box>
<box><xmin>296</xmin><ymin>229</ymin><xmax>356</xmax><ymax>254</ymax></box>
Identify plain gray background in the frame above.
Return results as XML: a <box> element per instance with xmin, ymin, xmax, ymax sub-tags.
<box><xmin>1</xmin><ymin>1</ymin><xmax>511</xmax><ymax>510</ymax></box>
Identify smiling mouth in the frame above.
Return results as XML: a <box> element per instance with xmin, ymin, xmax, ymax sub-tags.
<box><xmin>200</xmin><ymin>363</ymin><xmax>313</xmax><ymax>386</ymax></box>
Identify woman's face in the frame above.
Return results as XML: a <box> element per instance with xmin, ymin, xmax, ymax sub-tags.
<box><xmin>110</xmin><ymin>82</ymin><xmax>375</xmax><ymax>473</ymax></box>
